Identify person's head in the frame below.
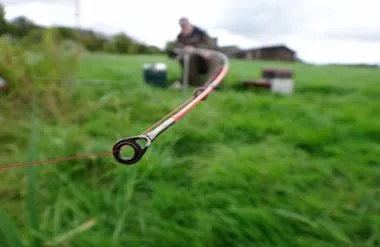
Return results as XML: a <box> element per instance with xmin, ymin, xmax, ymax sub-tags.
<box><xmin>179</xmin><ymin>17</ymin><xmax>193</xmax><ymax>34</ymax></box>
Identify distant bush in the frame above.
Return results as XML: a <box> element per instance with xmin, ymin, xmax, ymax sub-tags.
<box><xmin>0</xmin><ymin>28</ymin><xmax>83</xmax><ymax>118</ymax></box>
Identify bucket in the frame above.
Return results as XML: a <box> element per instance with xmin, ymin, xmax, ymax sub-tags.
<box><xmin>270</xmin><ymin>78</ymin><xmax>294</xmax><ymax>95</ymax></box>
<box><xmin>142</xmin><ymin>63</ymin><xmax>167</xmax><ymax>87</ymax></box>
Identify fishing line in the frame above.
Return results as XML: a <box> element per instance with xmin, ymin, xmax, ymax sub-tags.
<box><xmin>0</xmin><ymin>150</ymin><xmax>117</xmax><ymax>171</ymax></box>
<box><xmin>1</xmin><ymin>48</ymin><xmax>229</xmax><ymax>169</ymax></box>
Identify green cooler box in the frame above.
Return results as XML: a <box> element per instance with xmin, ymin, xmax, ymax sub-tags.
<box><xmin>143</xmin><ymin>63</ymin><xmax>167</xmax><ymax>88</ymax></box>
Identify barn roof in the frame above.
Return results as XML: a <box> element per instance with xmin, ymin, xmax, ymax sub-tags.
<box><xmin>246</xmin><ymin>44</ymin><xmax>296</xmax><ymax>53</ymax></box>
<box><xmin>226</xmin><ymin>44</ymin><xmax>297</xmax><ymax>58</ymax></box>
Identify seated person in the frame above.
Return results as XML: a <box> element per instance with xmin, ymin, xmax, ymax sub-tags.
<box><xmin>170</xmin><ymin>17</ymin><xmax>219</xmax><ymax>88</ymax></box>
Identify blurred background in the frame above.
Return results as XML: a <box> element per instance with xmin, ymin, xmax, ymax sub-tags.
<box><xmin>0</xmin><ymin>1</ymin><xmax>379</xmax><ymax>246</ymax></box>
<box><xmin>2</xmin><ymin>0</ymin><xmax>380</xmax><ymax>64</ymax></box>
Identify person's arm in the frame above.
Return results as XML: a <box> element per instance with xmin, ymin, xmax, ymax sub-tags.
<box><xmin>196</xmin><ymin>30</ymin><xmax>216</xmax><ymax>50</ymax></box>
<box><xmin>173</xmin><ymin>34</ymin><xmax>185</xmax><ymax>49</ymax></box>
<box><xmin>168</xmin><ymin>34</ymin><xmax>187</xmax><ymax>59</ymax></box>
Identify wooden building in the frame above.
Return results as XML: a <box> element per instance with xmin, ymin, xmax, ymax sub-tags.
<box><xmin>232</xmin><ymin>45</ymin><xmax>296</xmax><ymax>62</ymax></box>
<box><xmin>218</xmin><ymin>45</ymin><xmax>241</xmax><ymax>57</ymax></box>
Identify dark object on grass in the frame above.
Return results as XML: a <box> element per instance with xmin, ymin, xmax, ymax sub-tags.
<box><xmin>242</xmin><ymin>68</ymin><xmax>294</xmax><ymax>95</ymax></box>
<box><xmin>262</xmin><ymin>68</ymin><xmax>293</xmax><ymax>79</ymax></box>
<box><xmin>242</xmin><ymin>79</ymin><xmax>271</xmax><ymax>89</ymax></box>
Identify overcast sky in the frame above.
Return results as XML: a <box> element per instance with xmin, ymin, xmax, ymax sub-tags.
<box><xmin>2</xmin><ymin>0</ymin><xmax>380</xmax><ymax>64</ymax></box>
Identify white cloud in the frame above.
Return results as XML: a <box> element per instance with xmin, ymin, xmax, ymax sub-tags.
<box><xmin>288</xmin><ymin>38</ymin><xmax>380</xmax><ymax>64</ymax></box>
<box><xmin>4</xmin><ymin>1</ymin><xmax>77</xmax><ymax>26</ymax></box>
<box><xmin>2</xmin><ymin>0</ymin><xmax>380</xmax><ymax>64</ymax></box>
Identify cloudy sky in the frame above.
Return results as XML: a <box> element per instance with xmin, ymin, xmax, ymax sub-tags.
<box><xmin>2</xmin><ymin>0</ymin><xmax>380</xmax><ymax>64</ymax></box>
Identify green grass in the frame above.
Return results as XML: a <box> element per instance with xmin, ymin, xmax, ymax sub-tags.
<box><xmin>1</xmin><ymin>53</ymin><xmax>380</xmax><ymax>246</ymax></box>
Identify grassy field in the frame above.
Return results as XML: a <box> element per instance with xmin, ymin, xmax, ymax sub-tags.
<box><xmin>1</xmin><ymin>52</ymin><xmax>380</xmax><ymax>246</ymax></box>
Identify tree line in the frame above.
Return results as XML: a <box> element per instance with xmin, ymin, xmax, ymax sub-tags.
<box><xmin>0</xmin><ymin>3</ymin><xmax>164</xmax><ymax>55</ymax></box>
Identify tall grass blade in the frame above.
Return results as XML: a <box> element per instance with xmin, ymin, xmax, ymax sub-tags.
<box><xmin>26</xmin><ymin>79</ymin><xmax>40</xmax><ymax>247</ymax></box>
<box><xmin>0</xmin><ymin>210</ymin><xmax>24</xmax><ymax>247</ymax></box>
<box><xmin>46</xmin><ymin>219</ymin><xmax>97</xmax><ymax>246</ymax></box>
